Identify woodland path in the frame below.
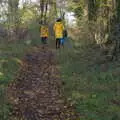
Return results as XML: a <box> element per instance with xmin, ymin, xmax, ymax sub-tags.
<box><xmin>8</xmin><ymin>45</ymin><xmax>79</xmax><ymax>120</ymax></box>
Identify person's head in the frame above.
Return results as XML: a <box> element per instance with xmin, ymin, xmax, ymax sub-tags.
<box><xmin>56</xmin><ymin>18</ymin><xmax>62</xmax><ymax>22</ymax></box>
<box><xmin>40</xmin><ymin>21</ymin><xmax>47</xmax><ymax>26</ymax></box>
<box><xmin>39</xmin><ymin>20</ymin><xmax>44</xmax><ymax>25</ymax></box>
<box><xmin>44</xmin><ymin>20</ymin><xmax>47</xmax><ymax>25</ymax></box>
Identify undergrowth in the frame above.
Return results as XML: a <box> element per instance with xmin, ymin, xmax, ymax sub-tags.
<box><xmin>58</xmin><ymin>39</ymin><xmax>120</xmax><ymax>120</ymax></box>
<box><xmin>0</xmin><ymin>28</ymin><xmax>41</xmax><ymax>119</ymax></box>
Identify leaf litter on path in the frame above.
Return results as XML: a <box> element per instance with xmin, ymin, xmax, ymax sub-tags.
<box><xmin>7</xmin><ymin>46</ymin><xmax>79</xmax><ymax>120</ymax></box>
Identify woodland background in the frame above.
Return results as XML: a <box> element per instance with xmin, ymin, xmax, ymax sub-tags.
<box><xmin>0</xmin><ymin>0</ymin><xmax>120</xmax><ymax>120</ymax></box>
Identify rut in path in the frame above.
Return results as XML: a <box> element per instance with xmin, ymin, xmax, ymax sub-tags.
<box><xmin>8</xmin><ymin>46</ymin><xmax>78</xmax><ymax>120</ymax></box>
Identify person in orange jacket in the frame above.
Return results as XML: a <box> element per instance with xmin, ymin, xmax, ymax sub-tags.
<box><xmin>40</xmin><ymin>22</ymin><xmax>49</xmax><ymax>44</ymax></box>
<box><xmin>54</xmin><ymin>18</ymin><xmax>64</xmax><ymax>49</ymax></box>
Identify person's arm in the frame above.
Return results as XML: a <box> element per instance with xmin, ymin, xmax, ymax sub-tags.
<box><xmin>66</xmin><ymin>30</ymin><xmax>68</xmax><ymax>37</ymax></box>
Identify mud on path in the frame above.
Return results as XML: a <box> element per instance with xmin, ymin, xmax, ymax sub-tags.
<box><xmin>8</xmin><ymin>46</ymin><xmax>79</xmax><ymax>120</ymax></box>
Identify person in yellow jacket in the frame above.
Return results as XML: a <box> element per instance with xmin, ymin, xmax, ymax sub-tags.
<box><xmin>54</xmin><ymin>18</ymin><xmax>64</xmax><ymax>49</ymax></box>
<box><xmin>40</xmin><ymin>23</ymin><xmax>49</xmax><ymax>44</ymax></box>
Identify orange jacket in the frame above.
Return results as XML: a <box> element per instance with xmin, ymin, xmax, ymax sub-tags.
<box><xmin>54</xmin><ymin>22</ymin><xmax>64</xmax><ymax>38</ymax></box>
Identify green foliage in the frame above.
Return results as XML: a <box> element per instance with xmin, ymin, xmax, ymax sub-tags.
<box><xmin>20</xmin><ymin>6</ymin><xmax>38</xmax><ymax>25</ymax></box>
<box><xmin>0</xmin><ymin>4</ymin><xmax>42</xmax><ymax>119</ymax></box>
<box><xmin>0</xmin><ymin>87</ymin><xmax>12</xmax><ymax>120</ymax></box>
<box><xmin>58</xmin><ymin>38</ymin><xmax>120</xmax><ymax>120</ymax></box>
<box><xmin>0</xmin><ymin>44</ymin><xmax>21</xmax><ymax>119</ymax></box>
<box><xmin>0</xmin><ymin>34</ymin><xmax>41</xmax><ymax>119</ymax></box>
<box><xmin>67</xmin><ymin>0</ymin><xmax>85</xmax><ymax>19</ymax></box>
<box><xmin>116</xmin><ymin>0</ymin><xmax>120</xmax><ymax>21</ymax></box>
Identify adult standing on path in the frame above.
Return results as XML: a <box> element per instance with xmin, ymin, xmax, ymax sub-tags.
<box><xmin>54</xmin><ymin>18</ymin><xmax>64</xmax><ymax>49</ymax></box>
<box><xmin>40</xmin><ymin>22</ymin><xmax>49</xmax><ymax>44</ymax></box>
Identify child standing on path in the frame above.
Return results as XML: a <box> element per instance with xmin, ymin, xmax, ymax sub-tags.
<box><xmin>40</xmin><ymin>23</ymin><xmax>49</xmax><ymax>44</ymax></box>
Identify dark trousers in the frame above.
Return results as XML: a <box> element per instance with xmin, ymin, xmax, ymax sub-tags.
<box><xmin>41</xmin><ymin>37</ymin><xmax>47</xmax><ymax>44</ymax></box>
<box><xmin>56</xmin><ymin>38</ymin><xmax>61</xmax><ymax>49</ymax></box>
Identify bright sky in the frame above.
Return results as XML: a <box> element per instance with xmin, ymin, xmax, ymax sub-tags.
<box><xmin>18</xmin><ymin>0</ymin><xmax>76</xmax><ymax>26</ymax></box>
<box><xmin>19</xmin><ymin>0</ymin><xmax>37</xmax><ymax>7</ymax></box>
<box><xmin>19</xmin><ymin>0</ymin><xmax>37</xmax><ymax>4</ymax></box>
<box><xmin>65</xmin><ymin>12</ymin><xmax>76</xmax><ymax>26</ymax></box>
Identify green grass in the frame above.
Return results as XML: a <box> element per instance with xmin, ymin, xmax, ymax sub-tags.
<box><xmin>0</xmin><ymin>36</ymin><xmax>41</xmax><ymax>119</ymax></box>
<box><xmin>58</xmin><ymin>40</ymin><xmax>120</xmax><ymax>120</ymax></box>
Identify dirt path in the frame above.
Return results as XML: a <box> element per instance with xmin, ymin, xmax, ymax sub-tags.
<box><xmin>8</xmin><ymin>46</ymin><xmax>79</xmax><ymax>120</ymax></box>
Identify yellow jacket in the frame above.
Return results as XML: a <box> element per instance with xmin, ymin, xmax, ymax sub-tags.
<box><xmin>40</xmin><ymin>25</ymin><xmax>49</xmax><ymax>37</ymax></box>
<box><xmin>54</xmin><ymin>22</ymin><xmax>64</xmax><ymax>38</ymax></box>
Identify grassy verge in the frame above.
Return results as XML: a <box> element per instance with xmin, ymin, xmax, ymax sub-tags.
<box><xmin>58</xmin><ymin>39</ymin><xmax>120</xmax><ymax>120</ymax></box>
<box><xmin>0</xmin><ymin>38</ymin><xmax>41</xmax><ymax>120</ymax></box>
